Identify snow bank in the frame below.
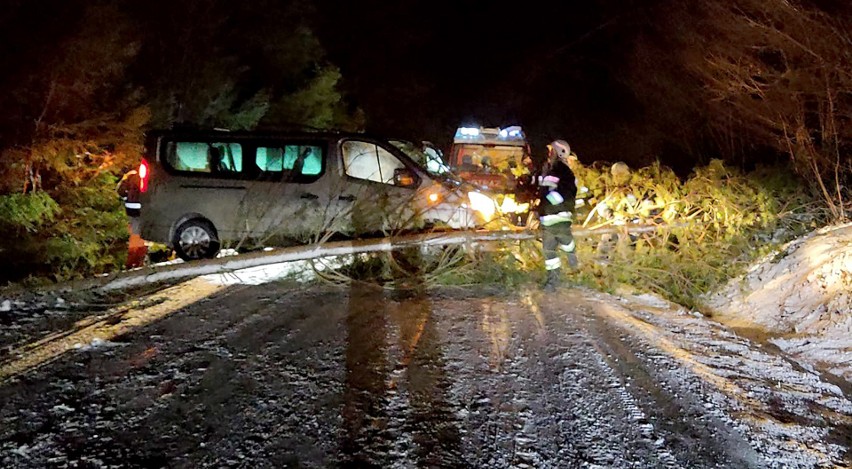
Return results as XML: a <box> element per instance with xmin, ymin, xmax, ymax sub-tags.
<box><xmin>706</xmin><ymin>222</ymin><xmax>852</xmax><ymax>381</ymax></box>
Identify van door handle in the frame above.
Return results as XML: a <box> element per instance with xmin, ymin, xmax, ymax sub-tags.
<box><xmin>300</xmin><ymin>193</ymin><xmax>319</xmax><ymax>200</ymax></box>
<box><xmin>338</xmin><ymin>195</ymin><xmax>356</xmax><ymax>202</ymax></box>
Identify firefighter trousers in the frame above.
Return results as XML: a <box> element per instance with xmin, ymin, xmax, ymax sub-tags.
<box><xmin>542</xmin><ymin>221</ymin><xmax>576</xmax><ymax>271</ymax></box>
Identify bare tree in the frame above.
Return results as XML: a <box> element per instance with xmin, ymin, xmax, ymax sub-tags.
<box><xmin>685</xmin><ymin>0</ymin><xmax>851</xmax><ymax>220</ymax></box>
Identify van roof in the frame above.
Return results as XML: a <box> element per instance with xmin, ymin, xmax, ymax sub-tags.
<box><xmin>146</xmin><ymin>128</ymin><xmax>388</xmax><ymax>142</ymax></box>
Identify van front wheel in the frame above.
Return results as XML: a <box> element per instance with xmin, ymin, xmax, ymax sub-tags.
<box><xmin>173</xmin><ymin>219</ymin><xmax>220</xmax><ymax>261</ymax></box>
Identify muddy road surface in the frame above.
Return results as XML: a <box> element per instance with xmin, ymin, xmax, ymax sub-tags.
<box><xmin>1</xmin><ymin>278</ymin><xmax>849</xmax><ymax>468</ymax></box>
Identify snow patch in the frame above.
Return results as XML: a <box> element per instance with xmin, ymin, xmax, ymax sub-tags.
<box><xmin>73</xmin><ymin>338</ymin><xmax>124</xmax><ymax>352</ymax></box>
<box><xmin>630</xmin><ymin>293</ymin><xmax>672</xmax><ymax>309</ymax></box>
<box><xmin>201</xmin><ymin>256</ymin><xmax>349</xmax><ymax>286</ymax></box>
<box><xmin>10</xmin><ymin>445</ymin><xmax>31</xmax><ymax>457</ymax></box>
<box><xmin>50</xmin><ymin>404</ymin><xmax>74</xmax><ymax>414</ymax></box>
<box><xmin>706</xmin><ymin>223</ymin><xmax>852</xmax><ymax>380</ymax></box>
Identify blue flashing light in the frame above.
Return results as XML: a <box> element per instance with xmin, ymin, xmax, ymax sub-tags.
<box><xmin>498</xmin><ymin>126</ymin><xmax>524</xmax><ymax>140</ymax></box>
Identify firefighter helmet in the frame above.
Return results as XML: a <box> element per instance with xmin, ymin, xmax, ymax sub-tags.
<box><xmin>548</xmin><ymin>140</ymin><xmax>571</xmax><ymax>161</ymax></box>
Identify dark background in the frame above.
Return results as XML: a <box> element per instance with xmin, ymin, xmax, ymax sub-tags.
<box><xmin>0</xmin><ymin>0</ymin><xmax>716</xmax><ymax>171</ymax></box>
<box><xmin>6</xmin><ymin>0</ymin><xmax>846</xmax><ymax>173</ymax></box>
<box><xmin>2</xmin><ymin>0</ymin><xmax>848</xmax><ymax>283</ymax></box>
<box><xmin>313</xmin><ymin>0</ymin><xmax>642</xmax><ymax>162</ymax></box>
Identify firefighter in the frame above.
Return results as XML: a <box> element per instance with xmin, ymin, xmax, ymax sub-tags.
<box><xmin>538</xmin><ymin>139</ymin><xmax>579</xmax><ymax>291</ymax></box>
<box><xmin>515</xmin><ymin>154</ymin><xmax>537</xmax><ymax>200</ymax></box>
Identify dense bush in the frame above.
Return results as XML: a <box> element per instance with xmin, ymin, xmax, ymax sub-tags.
<box><xmin>0</xmin><ymin>192</ymin><xmax>60</xmax><ymax>233</ymax></box>
<box><xmin>569</xmin><ymin>159</ymin><xmax>824</xmax><ymax>308</ymax></box>
<box><xmin>0</xmin><ymin>175</ymin><xmax>129</xmax><ymax>284</ymax></box>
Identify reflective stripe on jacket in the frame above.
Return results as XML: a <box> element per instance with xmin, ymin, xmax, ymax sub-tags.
<box><xmin>540</xmin><ymin>211</ymin><xmax>573</xmax><ymax>226</ymax></box>
<box><xmin>538</xmin><ymin>159</ymin><xmax>577</xmax><ymax>217</ymax></box>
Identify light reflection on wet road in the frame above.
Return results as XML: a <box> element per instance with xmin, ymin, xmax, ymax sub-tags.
<box><xmin>0</xmin><ymin>275</ymin><xmax>849</xmax><ymax>468</ymax></box>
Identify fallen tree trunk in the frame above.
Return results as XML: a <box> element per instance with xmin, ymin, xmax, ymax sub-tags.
<box><xmin>101</xmin><ymin>225</ymin><xmax>668</xmax><ymax>291</ymax></box>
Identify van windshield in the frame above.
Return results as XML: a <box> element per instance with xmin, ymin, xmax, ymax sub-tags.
<box><xmin>452</xmin><ymin>144</ymin><xmax>526</xmax><ymax>174</ymax></box>
<box><xmin>389</xmin><ymin>140</ymin><xmax>460</xmax><ymax>183</ymax></box>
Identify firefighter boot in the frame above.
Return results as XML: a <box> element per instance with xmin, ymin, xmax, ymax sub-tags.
<box><xmin>567</xmin><ymin>252</ymin><xmax>579</xmax><ymax>270</ymax></box>
<box><xmin>543</xmin><ymin>269</ymin><xmax>560</xmax><ymax>292</ymax></box>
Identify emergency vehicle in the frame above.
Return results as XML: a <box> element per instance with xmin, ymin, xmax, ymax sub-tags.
<box><xmin>447</xmin><ymin>125</ymin><xmax>534</xmax><ymax>225</ymax></box>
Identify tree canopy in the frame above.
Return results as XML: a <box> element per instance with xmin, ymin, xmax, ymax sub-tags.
<box><xmin>622</xmin><ymin>0</ymin><xmax>851</xmax><ymax>218</ymax></box>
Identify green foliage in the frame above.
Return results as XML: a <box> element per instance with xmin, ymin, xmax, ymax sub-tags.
<box><xmin>137</xmin><ymin>0</ymin><xmax>363</xmax><ymax>132</ymax></box>
<box><xmin>0</xmin><ymin>0</ymin><xmax>363</xmax><ymax>283</ymax></box>
<box><xmin>0</xmin><ymin>174</ymin><xmax>128</xmax><ymax>283</ymax></box>
<box><xmin>430</xmin><ymin>241</ymin><xmax>542</xmax><ymax>288</ymax></box>
<box><xmin>0</xmin><ymin>192</ymin><xmax>60</xmax><ymax>232</ymax></box>
<box><xmin>0</xmin><ymin>3</ymin><xmax>148</xmax><ymax>193</ymax></box>
<box><xmin>0</xmin><ymin>3</ymin><xmax>144</xmax><ymax>283</ymax></box>
<box><xmin>261</xmin><ymin>66</ymin><xmax>365</xmax><ymax>131</ymax></box>
<box><xmin>329</xmin><ymin>159</ymin><xmax>822</xmax><ymax>309</ymax></box>
<box><xmin>146</xmin><ymin>243</ymin><xmax>174</xmax><ymax>264</ymax></box>
<box><xmin>570</xmin><ymin>159</ymin><xmax>823</xmax><ymax>309</ymax></box>
<box><xmin>48</xmin><ymin>174</ymin><xmax>129</xmax><ymax>273</ymax></box>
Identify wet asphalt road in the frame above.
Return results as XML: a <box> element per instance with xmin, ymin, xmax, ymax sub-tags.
<box><xmin>0</xmin><ymin>280</ymin><xmax>848</xmax><ymax>468</ymax></box>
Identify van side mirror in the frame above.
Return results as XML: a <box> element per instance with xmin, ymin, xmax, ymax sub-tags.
<box><xmin>393</xmin><ymin>168</ymin><xmax>418</xmax><ymax>187</ymax></box>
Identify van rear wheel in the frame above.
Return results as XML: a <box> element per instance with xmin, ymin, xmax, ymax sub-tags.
<box><xmin>174</xmin><ymin>219</ymin><xmax>220</xmax><ymax>261</ymax></box>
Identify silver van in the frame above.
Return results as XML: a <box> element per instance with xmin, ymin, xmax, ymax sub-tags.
<box><xmin>131</xmin><ymin>130</ymin><xmax>498</xmax><ymax>260</ymax></box>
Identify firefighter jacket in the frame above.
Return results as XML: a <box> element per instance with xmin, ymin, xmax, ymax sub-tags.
<box><xmin>538</xmin><ymin>159</ymin><xmax>577</xmax><ymax>225</ymax></box>
<box><xmin>515</xmin><ymin>168</ymin><xmax>539</xmax><ymax>204</ymax></box>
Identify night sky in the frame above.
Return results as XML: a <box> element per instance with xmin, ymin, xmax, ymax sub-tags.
<box><xmin>2</xmin><ymin>0</ymin><xmax>806</xmax><ymax>173</ymax></box>
<box><xmin>313</xmin><ymin>0</ymin><xmax>645</xmax><ymax>163</ymax></box>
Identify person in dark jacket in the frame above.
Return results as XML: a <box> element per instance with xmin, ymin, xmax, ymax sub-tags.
<box><xmin>514</xmin><ymin>154</ymin><xmax>537</xmax><ymax>203</ymax></box>
<box><xmin>538</xmin><ymin>139</ymin><xmax>579</xmax><ymax>291</ymax></box>
<box><xmin>511</xmin><ymin>153</ymin><xmax>540</xmax><ymax>227</ymax></box>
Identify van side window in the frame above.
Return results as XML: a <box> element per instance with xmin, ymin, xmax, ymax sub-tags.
<box><xmin>256</xmin><ymin>145</ymin><xmax>323</xmax><ymax>181</ymax></box>
<box><xmin>342</xmin><ymin>140</ymin><xmax>406</xmax><ymax>185</ymax></box>
<box><xmin>168</xmin><ymin>142</ymin><xmax>242</xmax><ymax>174</ymax></box>
<box><xmin>213</xmin><ymin>143</ymin><xmax>242</xmax><ymax>173</ymax></box>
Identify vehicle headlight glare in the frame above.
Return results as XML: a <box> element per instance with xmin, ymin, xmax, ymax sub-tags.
<box><xmin>468</xmin><ymin>191</ymin><xmax>496</xmax><ymax>220</ymax></box>
<box><xmin>499</xmin><ymin>195</ymin><xmax>529</xmax><ymax>214</ymax></box>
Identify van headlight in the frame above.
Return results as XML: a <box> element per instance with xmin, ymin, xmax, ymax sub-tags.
<box><xmin>499</xmin><ymin>194</ymin><xmax>530</xmax><ymax>214</ymax></box>
<box><xmin>467</xmin><ymin>191</ymin><xmax>497</xmax><ymax>221</ymax></box>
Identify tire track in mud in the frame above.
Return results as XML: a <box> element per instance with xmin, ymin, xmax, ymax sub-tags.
<box><xmin>442</xmin><ymin>290</ymin><xmax>707</xmax><ymax>468</ymax></box>
<box><xmin>538</xmin><ymin>296</ymin><xmax>682</xmax><ymax>468</ymax></box>
<box><xmin>581</xmin><ymin>304</ymin><xmax>763</xmax><ymax>468</ymax></box>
